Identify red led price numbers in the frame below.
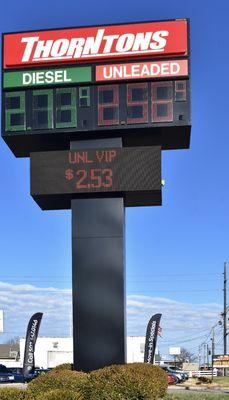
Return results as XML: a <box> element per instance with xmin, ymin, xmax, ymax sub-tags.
<box><xmin>65</xmin><ymin>168</ymin><xmax>113</xmax><ymax>189</ymax></box>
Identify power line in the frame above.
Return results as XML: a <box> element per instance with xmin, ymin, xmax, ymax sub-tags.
<box><xmin>127</xmin><ymin>289</ymin><xmax>220</xmax><ymax>293</ymax></box>
<box><xmin>162</xmin><ymin>332</ymin><xmax>211</xmax><ymax>345</ymax></box>
<box><xmin>0</xmin><ymin>272</ymin><xmax>220</xmax><ymax>278</ymax></box>
<box><xmin>215</xmin><ymin>337</ymin><xmax>224</xmax><ymax>346</ymax></box>
<box><xmin>127</xmin><ymin>273</ymin><xmax>220</xmax><ymax>277</ymax></box>
<box><xmin>0</xmin><ymin>288</ymin><xmax>221</xmax><ymax>293</ymax></box>
<box><xmin>0</xmin><ymin>278</ymin><xmax>221</xmax><ymax>283</ymax></box>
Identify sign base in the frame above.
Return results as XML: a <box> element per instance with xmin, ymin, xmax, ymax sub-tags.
<box><xmin>72</xmin><ymin>198</ymin><xmax>126</xmax><ymax>371</ymax></box>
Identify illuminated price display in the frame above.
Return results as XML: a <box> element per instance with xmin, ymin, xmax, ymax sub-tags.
<box><xmin>3</xmin><ymin>81</ymin><xmax>190</xmax><ymax>157</ymax></box>
<box><xmin>30</xmin><ymin>146</ymin><xmax>161</xmax><ymax>209</ymax></box>
<box><xmin>65</xmin><ymin>168</ymin><xmax>113</xmax><ymax>189</ymax></box>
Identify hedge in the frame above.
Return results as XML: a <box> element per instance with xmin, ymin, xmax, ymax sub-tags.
<box><xmin>0</xmin><ymin>388</ymin><xmax>32</xmax><ymax>400</ymax></box>
<box><xmin>27</xmin><ymin>369</ymin><xmax>88</xmax><ymax>397</ymax></box>
<box><xmin>0</xmin><ymin>362</ymin><xmax>167</xmax><ymax>400</ymax></box>
<box><xmin>51</xmin><ymin>363</ymin><xmax>73</xmax><ymax>371</ymax></box>
<box><xmin>82</xmin><ymin>362</ymin><xmax>168</xmax><ymax>400</ymax></box>
<box><xmin>35</xmin><ymin>388</ymin><xmax>84</xmax><ymax>400</ymax></box>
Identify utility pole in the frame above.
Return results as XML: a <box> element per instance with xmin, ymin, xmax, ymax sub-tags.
<box><xmin>211</xmin><ymin>328</ymin><xmax>215</xmax><ymax>380</ymax></box>
<box><xmin>203</xmin><ymin>343</ymin><xmax>206</xmax><ymax>365</ymax></box>
<box><xmin>198</xmin><ymin>345</ymin><xmax>201</xmax><ymax>369</ymax></box>
<box><xmin>209</xmin><ymin>320</ymin><xmax>222</xmax><ymax>379</ymax></box>
<box><xmin>223</xmin><ymin>262</ymin><xmax>227</xmax><ymax>356</ymax></box>
<box><xmin>204</xmin><ymin>343</ymin><xmax>207</xmax><ymax>366</ymax></box>
<box><xmin>207</xmin><ymin>344</ymin><xmax>209</xmax><ymax>367</ymax></box>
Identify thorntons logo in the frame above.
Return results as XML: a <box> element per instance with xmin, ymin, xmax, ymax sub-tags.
<box><xmin>21</xmin><ymin>29</ymin><xmax>169</xmax><ymax>63</ymax></box>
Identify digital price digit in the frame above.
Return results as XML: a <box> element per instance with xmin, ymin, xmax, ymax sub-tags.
<box><xmin>102</xmin><ymin>169</ymin><xmax>113</xmax><ymax>188</ymax></box>
<box><xmin>76</xmin><ymin>169</ymin><xmax>87</xmax><ymax>188</ymax></box>
<box><xmin>76</xmin><ymin>168</ymin><xmax>113</xmax><ymax>189</ymax></box>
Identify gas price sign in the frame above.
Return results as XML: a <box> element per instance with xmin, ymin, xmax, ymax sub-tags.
<box><xmin>31</xmin><ymin>146</ymin><xmax>161</xmax><ymax>209</ymax></box>
<box><xmin>2</xmin><ymin>19</ymin><xmax>190</xmax><ymax>158</ymax></box>
<box><xmin>1</xmin><ymin>17</ymin><xmax>191</xmax><ymax>374</ymax></box>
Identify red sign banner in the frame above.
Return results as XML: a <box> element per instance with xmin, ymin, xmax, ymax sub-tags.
<box><xmin>3</xmin><ymin>20</ymin><xmax>188</xmax><ymax>69</ymax></box>
<box><xmin>96</xmin><ymin>59</ymin><xmax>188</xmax><ymax>81</ymax></box>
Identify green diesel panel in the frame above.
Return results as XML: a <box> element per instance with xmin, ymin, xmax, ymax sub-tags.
<box><xmin>3</xmin><ymin>67</ymin><xmax>92</xmax><ymax>88</ymax></box>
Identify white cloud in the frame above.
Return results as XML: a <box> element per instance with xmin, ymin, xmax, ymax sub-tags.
<box><xmin>0</xmin><ymin>281</ymin><xmax>72</xmax><ymax>340</ymax></box>
<box><xmin>0</xmin><ymin>281</ymin><xmax>223</xmax><ymax>355</ymax></box>
<box><xmin>127</xmin><ymin>294</ymin><xmax>223</xmax><ymax>355</ymax></box>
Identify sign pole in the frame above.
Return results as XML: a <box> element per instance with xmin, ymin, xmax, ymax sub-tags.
<box><xmin>71</xmin><ymin>139</ymin><xmax>125</xmax><ymax>372</ymax></box>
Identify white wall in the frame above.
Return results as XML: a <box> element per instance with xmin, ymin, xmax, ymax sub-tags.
<box><xmin>20</xmin><ymin>336</ymin><xmax>146</xmax><ymax>369</ymax></box>
<box><xmin>0</xmin><ymin>359</ymin><xmax>21</xmax><ymax>368</ymax></box>
<box><xmin>20</xmin><ymin>338</ymin><xmax>73</xmax><ymax>369</ymax></box>
<box><xmin>127</xmin><ymin>336</ymin><xmax>145</xmax><ymax>363</ymax></box>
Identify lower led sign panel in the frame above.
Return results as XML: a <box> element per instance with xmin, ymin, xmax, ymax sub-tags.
<box><xmin>30</xmin><ymin>146</ymin><xmax>161</xmax><ymax>209</ymax></box>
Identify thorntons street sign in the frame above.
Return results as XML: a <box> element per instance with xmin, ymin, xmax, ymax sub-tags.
<box><xmin>1</xmin><ymin>17</ymin><xmax>191</xmax><ymax>373</ymax></box>
<box><xmin>3</xmin><ymin>20</ymin><xmax>188</xmax><ymax>68</ymax></box>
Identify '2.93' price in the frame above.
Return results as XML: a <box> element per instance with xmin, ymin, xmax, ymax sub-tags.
<box><xmin>65</xmin><ymin>168</ymin><xmax>113</xmax><ymax>189</ymax></box>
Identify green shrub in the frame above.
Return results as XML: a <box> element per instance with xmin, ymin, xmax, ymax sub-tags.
<box><xmin>27</xmin><ymin>362</ymin><xmax>167</xmax><ymax>400</ymax></box>
<box><xmin>83</xmin><ymin>362</ymin><xmax>168</xmax><ymax>400</ymax></box>
<box><xmin>27</xmin><ymin>369</ymin><xmax>88</xmax><ymax>397</ymax></box>
<box><xmin>36</xmin><ymin>388</ymin><xmax>84</xmax><ymax>400</ymax></box>
<box><xmin>0</xmin><ymin>388</ymin><xmax>32</xmax><ymax>400</ymax></box>
<box><xmin>51</xmin><ymin>363</ymin><xmax>73</xmax><ymax>371</ymax></box>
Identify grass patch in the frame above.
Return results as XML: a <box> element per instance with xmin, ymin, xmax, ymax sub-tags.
<box><xmin>165</xmin><ymin>393</ymin><xmax>229</xmax><ymax>400</ymax></box>
<box><xmin>179</xmin><ymin>377</ymin><xmax>229</xmax><ymax>388</ymax></box>
<box><xmin>212</xmin><ymin>377</ymin><xmax>229</xmax><ymax>387</ymax></box>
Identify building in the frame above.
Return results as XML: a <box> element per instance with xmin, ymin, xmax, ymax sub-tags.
<box><xmin>18</xmin><ymin>336</ymin><xmax>148</xmax><ymax>369</ymax></box>
<box><xmin>0</xmin><ymin>343</ymin><xmax>20</xmax><ymax>368</ymax></box>
<box><xmin>213</xmin><ymin>355</ymin><xmax>229</xmax><ymax>377</ymax></box>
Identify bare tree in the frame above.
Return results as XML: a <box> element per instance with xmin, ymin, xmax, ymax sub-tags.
<box><xmin>176</xmin><ymin>347</ymin><xmax>197</xmax><ymax>363</ymax></box>
<box><xmin>4</xmin><ymin>336</ymin><xmax>20</xmax><ymax>345</ymax></box>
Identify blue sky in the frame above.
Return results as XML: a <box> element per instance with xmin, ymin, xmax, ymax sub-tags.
<box><xmin>0</xmin><ymin>0</ymin><xmax>228</xmax><ymax>358</ymax></box>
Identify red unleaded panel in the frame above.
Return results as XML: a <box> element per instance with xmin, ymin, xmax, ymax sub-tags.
<box><xmin>96</xmin><ymin>59</ymin><xmax>188</xmax><ymax>81</ymax></box>
<box><xmin>3</xmin><ymin>20</ymin><xmax>188</xmax><ymax>69</ymax></box>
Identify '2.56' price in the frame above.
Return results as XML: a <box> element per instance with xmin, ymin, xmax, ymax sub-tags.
<box><xmin>65</xmin><ymin>168</ymin><xmax>113</xmax><ymax>189</ymax></box>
